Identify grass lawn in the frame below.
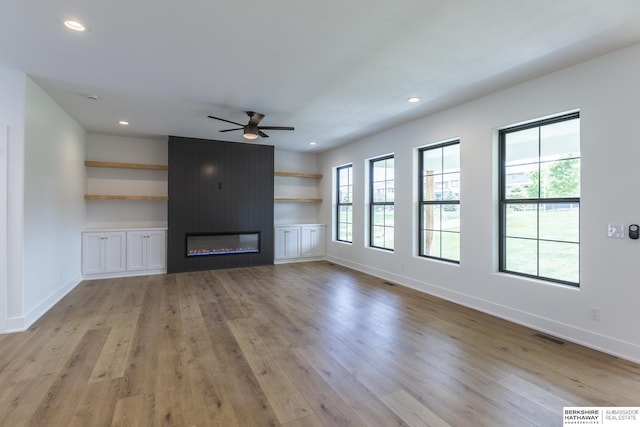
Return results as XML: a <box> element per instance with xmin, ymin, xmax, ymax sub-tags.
<box><xmin>504</xmin><ymin>206</ymin><xmax>579</xmax><ymax>283</ymax></box>
<box><xmin>358</xmin><ymin>205</ymin><xmax>577</xmax><ymax>282</ymax></box>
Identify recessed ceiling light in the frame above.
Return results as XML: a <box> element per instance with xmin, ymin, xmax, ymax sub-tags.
<box><xmin>84</xmin><ymin>94</ymin><xmax>99</xmax><ymax>101</ymax></box>
<box><xmin>118</xmin><ymin>121</ymin><xmax>129</xmax><ymax>126</ymax></box>
<box><xmin>63</xmin><ymin>19</ymin><xmax>86</xmax><ymax>32</ymax></box>
<box><xmin>309</xmin><ymin>141</ymin><xmax>317</xmax><ymax>146</ymax></box>
<box><xmin>407</xmin><ymin>97</ymin><xmax>421</xmax><ymax>103</ymax></box>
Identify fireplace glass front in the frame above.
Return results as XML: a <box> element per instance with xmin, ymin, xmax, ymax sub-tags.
<box><xmin>186</xmin><ymin>232</ymin><xmax>260</xmax><ymax>257</ymax></box>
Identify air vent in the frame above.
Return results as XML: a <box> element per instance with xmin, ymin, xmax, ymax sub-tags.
<box><xmin>534</xmin><ymin>333</ymin><xmax>565</xmax><ymax>345</ymax></box>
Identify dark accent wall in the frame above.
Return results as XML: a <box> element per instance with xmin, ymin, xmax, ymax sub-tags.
<box><xmin>167</xmin><ymin>136</ymin><xmax>274</xmax><ymax>273</ymax></box>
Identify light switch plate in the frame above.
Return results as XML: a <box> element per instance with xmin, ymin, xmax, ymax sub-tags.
<box><xmin>607</xmin><ymin>224</ymin><xmax>625</xmax><ymax>239</ymax></box>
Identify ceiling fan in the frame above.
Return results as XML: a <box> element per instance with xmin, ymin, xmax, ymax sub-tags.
<box><xmin>207</xmin><ymin>111</ymin><xmax>294</xmax><ymax>140</ymax></box>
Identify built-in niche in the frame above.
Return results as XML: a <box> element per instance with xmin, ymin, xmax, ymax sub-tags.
<box><xmin>167</xmin><ymin>136</ymin><xmax>274</xmax><ymax>273</ymax></box>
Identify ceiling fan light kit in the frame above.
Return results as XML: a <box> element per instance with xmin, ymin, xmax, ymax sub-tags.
<box><xmin>243</xmin><ymin>127</ymin><xmax>259</xmax><ymax>140</ymax></box>
<box><xmin>208</xmin><ymin>111</ymin><xmax>294</xmax><ymax>140</ymax></box>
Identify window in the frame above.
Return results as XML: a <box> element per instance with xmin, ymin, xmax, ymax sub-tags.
<box><xmin>419</xmin><ymin>141</ymin><xmax>460</xmax><ymax>262</ymax></box>
<box><xmin>336</xmin><ymin>164</ymin><xmax>353</xmax><ymax>243</ymax></box>
<box><xmin>499</xmin><ymin>112</ymin><xmax>580</xmax><ymax>285</ymax></box>
<box><xmin>369</xmin><ymin>155</ymin><xmax>394</xmax><ymax>250</ymax></box>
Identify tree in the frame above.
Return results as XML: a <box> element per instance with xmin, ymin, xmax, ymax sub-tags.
<box><xmin>527</xmin><ymin>157</ymin><xmax>579</xmax><ymax>199</ymax></box>
<box><xmin>547</xmin><ymin>158</ymin><xmax>579</xmax><ymax>197</ymax></box>
<box><xmin>508</xmin><ymin>184</ymin><xmax>527</xmax><ymax>199</ymax></box>
<box><xmin>527</xmin><ymin>170</ymin><xmax>539</xmax><ymax>199</ymax></box>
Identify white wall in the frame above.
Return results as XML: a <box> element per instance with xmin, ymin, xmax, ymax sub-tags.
<box><xmin>0</xmin><ymin>125</ymin><xmax>8</xmax><ymax>332</ymax></box>
<box><xmin>0</xmin><ymin>71</ymin><xmax>86</xmax><ymax>331</ymax></box>
<box><xmin>274</xmin><ymin>149</ymin><xmax>321</xmax><ymax>224</ymax></box>
<box><xmin>85</xmin><ymin>133</ymin><xmax>167</xmax><ymax>228</ymax></box>
<box><xmin>0</xmin><ymin>68</ymin><xmax>26</xmax><ymax>331</ymax></box>
<box><xmin>319</xmin><ymin>42</ymin><xmax>640</xmax><ymax>362</ymax></box>
<box><xmin>22</xmin><ymin>77</ymin><xmax>86</xmax><ymax>327</ymax></box>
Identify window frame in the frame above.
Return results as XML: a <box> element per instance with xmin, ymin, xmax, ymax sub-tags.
<box><xmin>369</xmin><ymin>154</ymin><xmax>395</xmax><ymax>251</ymax></box>
<box><xmin>418</xmin><ymin>140</ymin><xmax>461</xmax><ymax>263</ymax></box>
<box><xmin>335</xmin><ymin>164</ymin><xmax>353</xmax><ymax>243</ymax></box>
<box><xmin>498</xmin><ymin>111</ymin><xmax>580</xmax><ymax>286</ymax></box>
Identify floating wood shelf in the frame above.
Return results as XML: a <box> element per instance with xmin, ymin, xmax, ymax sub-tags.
<box><xmin>274</xmin><ymin>198</ymin><xmax>322</xmax><ymax>203</ymax></box>
<box><xmin>274</xmin><ymin>171</ymin><xmax>322</xmax><ymax>179</ymax></box>
<box><xmin>85</xmin><ymin>160</ymin><xmax>168</xmax><ymax>171</ymax></box>
<box><xmin>85</xmin><ymin>195</ymin><xmax>168</xmax><ymax>201</ymax></box>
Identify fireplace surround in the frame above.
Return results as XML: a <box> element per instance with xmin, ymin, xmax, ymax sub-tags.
<box><xmin>167</xmin><ymin>136</ymin><xmax>274</xmax><ymax>273</ymax></box>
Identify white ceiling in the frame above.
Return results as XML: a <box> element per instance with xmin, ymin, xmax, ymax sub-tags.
<box><xmin>2</xmin><ymin>1</ymin><xmax>640</xmax><ymax>152</ymax></box>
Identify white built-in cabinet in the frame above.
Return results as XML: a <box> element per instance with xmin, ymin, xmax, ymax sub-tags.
<box><xmin>126</xmin><ymin>230</ymin><xmax>166</xmax><ymax>272</ymax></box>
<box><xmin>301</xmin><ymin>225</ymin><xmax>326</xmax><ymax>258</ymax></box>
<box><xmin>274</xmin><ymin>224</ymin><xmax>325</xmax><ymax>263</ymax></box>
<box><xmin>275</xmin><ymin>226</ymin><xmax>301</xmax><ymax>260</ymax></box>
<box><xmin>82</xmin><ymin>231</ymin><xmax>126</xmax><ymax>275</ymax></box>
<box><xmin>82</xmin><ymin>228</ymin><xmax>166</xmax><ymax>278</ymax></box>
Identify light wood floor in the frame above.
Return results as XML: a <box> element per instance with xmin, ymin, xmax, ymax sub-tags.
<box><xmin>1</xmin><ymin>261</ymin><xmax>638</xmax><ymax>426</ymax></box>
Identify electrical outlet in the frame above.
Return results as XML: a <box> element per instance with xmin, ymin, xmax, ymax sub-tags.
<box><xmin>589</xmin><ymin>306</ymin><xmax>601</xmax><ymax>321</ymax></box>
<box><xmin>607</xmin><ymin>224</ymin><xmax>625</xmax><ymax>239</ymax></box>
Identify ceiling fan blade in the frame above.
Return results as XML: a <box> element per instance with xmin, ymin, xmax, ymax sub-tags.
<box><xmin>258</xmin><ymin>130</ymin><xmax>270</xmax><ymax>138</ymax></box>
<box><xmin>207</xmin><ymin>115</ymin><xmax>245</xmax><ymax>127</ymax></box>
<box><xmin>258</xmin><ymin>126</ymin><xmax>295</xmax><ymax>131</ymax></box>
<box><xmin>219</xmin><ymin>127</ymin><xmax>244</xmax><ymax>132</ymax></box>
<box><xmin>247</xmin><ymin>111</ymin><xmax>265</xmax><ymax>126</ymax></box>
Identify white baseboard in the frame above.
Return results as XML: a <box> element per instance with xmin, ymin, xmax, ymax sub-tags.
<box><xmin>6</xmin><ymin>274</ymin><xmax>82</xmax><ymax>333</ymax></box>
<box><xmin>82</xmin><ymin>269</ymin><xmax>166</xmax><ymax>280</ymax></box>
<box><xmin>6</xmin><ymin>315</ymin><xmax>25</xmax><ymax>332</ymax></box>
<box><xmin>326</xmin><ymin>255</ymin><xmax>640</xmax><ymax>364</ymax></box>
<box><xmin>274</xmin><ymin>256</ymin><xmax>326</xmax><ymax>265</ymax></box>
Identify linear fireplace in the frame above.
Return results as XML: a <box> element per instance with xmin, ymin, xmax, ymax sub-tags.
<box><xmin>186</xmin><ymin>232</ymin><xmax>260</xmax><ymax>257</ymax></box>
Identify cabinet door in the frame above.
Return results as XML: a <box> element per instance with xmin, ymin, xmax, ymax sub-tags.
<box><xmin>146</xmin><ymin>230</ymin><xmax>166</xmax><ymax>270</ymax></box>
<box><xmin>301</xmin><ymin>225</ymin><xmax>326</xmax><ymax>257</ymax></box>
<box><xmin>127</xmin><ymin>231</ymin><xmax>165</xmax><ymax>271</ymax></box>
<box><xmin>313</xmin><ymin>225</ymin><xmax>326</xmax><ymax>256</ymax></box>
<box><xmin>275</xmin><ymin>227</ymin><xmax>300</xmax><ymax>259</ymax></box>
<box><xmin>274</xmin><ymin>228</ymin><xmax>288</xmax><ymax>259</ymax></box>
<box><xmin>126</xmin><ymin>231</ymin><xmax>147</xmax><ymax>271</ymax></box>
<box><xmin>103</xmin><ymin>232</ymin><xmax>126</xmax><ymax>273</ymax></box>
<box><xmin>82</xmin><ymin>233</ymin><xmax>104</xmax><ymax>275</ymax></box>
<box><xmin>285</xmin><ymin>227</ymin><xmax>301</xmax><ymax>258</ymax></box>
